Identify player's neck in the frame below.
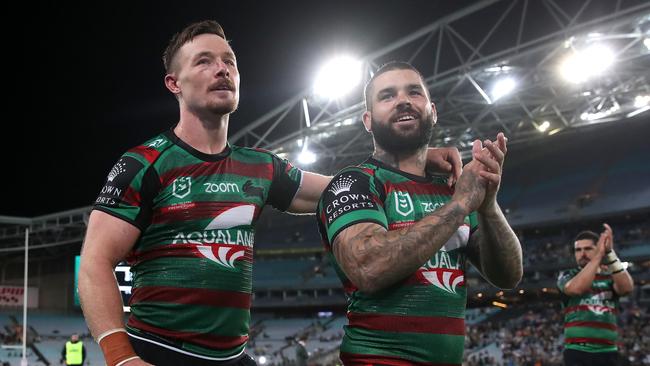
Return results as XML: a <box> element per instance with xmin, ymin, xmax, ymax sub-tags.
<box><xmin>175</xmin><ymin>111</ymin><xmax>229</xmax><ymax>155</ymax></box>
<box><xmin>372</xmin><ymin>145</ymin><xmax>427</xmax><ymax>177</ymax></box>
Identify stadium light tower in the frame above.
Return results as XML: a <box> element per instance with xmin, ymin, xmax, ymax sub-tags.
<box><xmin>313</xmin><ymin>56</ymin><xmax>362</xmax><ymax>100</ymax></box>
<box><xmin>297</xmin><ymin>98</ymin><xmax>317</xmax><ymax>165</ymax></box>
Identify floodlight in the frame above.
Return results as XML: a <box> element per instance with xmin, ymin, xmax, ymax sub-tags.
<box><xmin>537</xmin><ymin>121</ymin><xmax>550</xmax><ymax>132</ymax></box>
<box><xmin>313</xmin><ymin>56</ymin><xmax>362</xmax><ymax>99</ymax></box>
<box><xmin>560</xmin><ymin>44</ymin><xmax>615</xmax><ymax>83</ymax></box>
<box><xmin>491</xmin><ymin>77</ymin><xmax>516</xmax><ymax>101</ymax></box>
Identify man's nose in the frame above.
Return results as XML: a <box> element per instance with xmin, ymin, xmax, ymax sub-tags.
<box><xmin>215</xmin><ymin>60</ymin><xmax>230</xmax><ymax>78</ymax></box>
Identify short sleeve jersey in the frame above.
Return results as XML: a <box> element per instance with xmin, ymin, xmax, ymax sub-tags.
<box><xmin>93</xmin><ymin>130</ymin><xmax>302</xmax><ymax>359</ymax></box>
<box><xmin>316</xmin><ymin>158</ymin><xmax>478</xmax><ymax>365</ymax></box>
<box><xmin>557</xmin><ymin>268</ymin><xmax>619</xmax><ymax>352</ymax></box>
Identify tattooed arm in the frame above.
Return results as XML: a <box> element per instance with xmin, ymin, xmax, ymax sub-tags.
<box><xmin>466</xmin><ymin>208</ymin><xmax>523</xmax><ymax>289</ymax></box>
<box><xmin>465</xmin><ymin>134</ymin><xmax>523</xmax><ymax>289</ymax></box>
<box><xmin>332</xmin><ymin>160</ymin><xmax>487</xmax><ymax>294</ymax></box>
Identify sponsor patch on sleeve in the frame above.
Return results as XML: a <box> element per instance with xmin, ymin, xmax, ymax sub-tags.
<box><xmin>321</xmin><ymin>170</ymin><xmax>380</xmax><ymax>228</ymax></box>
<box><xmin>94</xmin><ymin>156</ymin><xmax>144</xmax><ymax>207</ymax></box>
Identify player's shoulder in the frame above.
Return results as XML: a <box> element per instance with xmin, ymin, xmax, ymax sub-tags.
<box><xmin>229</xmin><ymin>145</ymin><xmax>279</xmax><ymax>162</ymax></box>
<box><xmin>122</xmin><ymin>132</ymin><xmax>174</xmax><ymax>167</ymax></box>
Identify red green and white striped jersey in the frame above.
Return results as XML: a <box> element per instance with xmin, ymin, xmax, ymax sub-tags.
<box><xmin>557</xmin><ymin>268</ymin><xmax>619</xmax><ymax>353</ymax></box>
<box><xmin>93</xmin><ymin>130</ymin><xmax>302</xmax><ymax>359</ymax></box>
<box><xmin>316</xmin><ymin>158</ymin><xmax>478</xmax><ymax>366</ymax></box>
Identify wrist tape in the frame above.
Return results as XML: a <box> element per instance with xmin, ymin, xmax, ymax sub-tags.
<box><xmin>97</xmin><ymin>328</ymin><xmax>139</xmax><ymax>366</ymax></box>
<box><xmin>603</xmin><ymin>250</ymin><xmax>625</xmax><ymax>274</ymax></box>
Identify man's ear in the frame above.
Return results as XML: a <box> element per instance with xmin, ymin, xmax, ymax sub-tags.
<box><xmin>362</xmin><ymin>111</ymin><xmax>372</xmax><ymax>132</ymax></box>
<box><xmin>164</xmin><ymin>74</ymin><xmax>181</xmax><ymax>95</ymax></box>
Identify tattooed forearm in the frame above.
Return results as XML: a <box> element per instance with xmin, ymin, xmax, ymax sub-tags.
<box><xmin>470</xmin><ymin>204</ymin><xmax>522</xmax><ymax>289</ymax></box>
<box><xmin>333</xmin><ymin>200</ymin><xmax>469</xmax><ymax>293</ymax></box>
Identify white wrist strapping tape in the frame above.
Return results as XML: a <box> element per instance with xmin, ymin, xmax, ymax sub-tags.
<box><xmin>115</xmin><ymin>356</ymin><xmax>140</xmax><ymax>366</ymax></box>
<box><xmin>97</xmin><ymin>328</ymin><xmax>127</xmax><ymax>344</ymax></box>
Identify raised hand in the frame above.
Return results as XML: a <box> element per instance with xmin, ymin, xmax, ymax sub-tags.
<box><xmin>471</xmin><ymin>133</ymin><xmax>507</xmax><ymax>213</ymax></box>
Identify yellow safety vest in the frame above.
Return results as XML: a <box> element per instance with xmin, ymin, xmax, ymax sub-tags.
<box><xmin>65</xmin><ymin>341</ymin><xmax>83</xmax><ymax>365</ymax></box>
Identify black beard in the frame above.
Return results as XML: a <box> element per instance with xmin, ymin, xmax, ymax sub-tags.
<box><xmin>371</xmin><ymin>109</ymin><xmax>434</xmax><ymax>155</ymax></box>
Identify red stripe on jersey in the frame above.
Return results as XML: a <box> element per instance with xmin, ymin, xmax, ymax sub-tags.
<box><xmin>348</xmin><ymin>312</ymin><xmax>464</xmax><ymax>335</ymax></box>
<box><xmin>130</xmin><ymin>286</ymin><xmax>251</xmax><ymax>309</ymax></box>
<box><xmin>564</xmin><ymin>321</ymin><xmax>617</xmax><ymax>331</ymax></box>
<box><xmin>159</xmin><ymin>160</ymin><xmax>273</xmax><ymax>186</ymax></box>
<box><xmin>342</xmin><ymin>280</ymin><xmax>358</xmax><ymax>294</ymax></box>
<box><xmin>127</xmin><ymin>317</ymin><xmax>248</xmax><ymax>349</ymax></box>
<box><xmin>385</xmin><ymin>181</ymin><xmax>451</xmax><ymax>196</ymax></box>
<box><xmin>360</xmin><ymin>167</ymin><xmax>376</xmax><ymax>176</ymax></box>
<box><xmin>122</xmin><ymin>186</ymin><xmax>141</xmax><ymax>206</ymax></box>
<box><xmin>389</xmin><ymin>221</ymin><xmax>415</xmax><ymax>230</ymax></box>
<box><xmin>564</xmin><ymin>305</ymin><xmax>617</xmax><ymax>314</ymax></box>
<box><xmin>152</xmin><ymin>202</ymin><xmax>260</xmax><ymax>225</ymax></box>
<box><xmin>130</xmin><ymin>244</ymin><xmax>252</xmax><ymax>264</ymax></box>
<box><xmin>594</xmin><ymin>275</ymin><xmax>611</xmax><ymax>281</ymax></box>
<box><xmin>128</xmin><ymin>145</ymin><xmax>162</xmax><ymax>164</ymax></box>
<box><xmin>565</xmin><ymin>337</ymin><xmax>616</xmax><ymax>345</ymax></box>
<box><xmin>340</xmin><ymin>353</ymin><xmax>459</xmax><ymax>366</ymax></box>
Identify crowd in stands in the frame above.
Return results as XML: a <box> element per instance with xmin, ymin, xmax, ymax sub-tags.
<box><xmin>465</xmin><ymin>301</ymin><xmax>650</xmax><ymax>366</ymax></box>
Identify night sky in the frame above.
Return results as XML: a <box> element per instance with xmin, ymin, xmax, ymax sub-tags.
<box><xmin>10</xmin><ymin>1</ymin><xmax>647</xmax><ymax>217</ymax></box>
<box><xmin>9</xmin><ymin>1</ymin><xmax>485</xmax><ymax>217</ymax></box>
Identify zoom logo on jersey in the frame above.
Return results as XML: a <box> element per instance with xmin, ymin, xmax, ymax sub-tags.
<box><xmin>172</xmin><ymin>177</ymin><xmax>192</xmax><ymax>199</ymax></box>
<box><xmin>203</xmin><ymin>182</ymin><xmax>239</xmax><ymax>193</ymax></box>
<box><xmin>95</xmin><ymin>156</ymin><xmax>143</xmax><ymax>207</ymax></box>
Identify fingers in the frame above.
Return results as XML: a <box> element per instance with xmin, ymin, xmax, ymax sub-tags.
<box><xmin>497</xmin><ymin>132</ymin><xmax>508</xmax><ymax>154</ymax></box>
<box><xmin>449</xmin><ymin>148</ymin><xmax>462</xmax><ymax>187</ymax></box>
<box><xmin>603</xmin><ymin>223</ymin><xmax>612</xmax><ymax>236</ymax></box>
<box><xmin>473</xmin><ymin>143</ymin><xmax>500</xmax><ymax>173</ymax></box>
<box><xmin>483</xmin><ymin>140</ymin><xmax>504</xmax><ymax>166</ymax></box>
<box><xmin>479</xmin><ymin>170</ymin><xmax>501</xmax><ymax>185</ymax></box>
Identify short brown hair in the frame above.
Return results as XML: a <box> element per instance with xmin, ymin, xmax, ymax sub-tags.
<box><xmin>364</xmin><ymin>61</ymin><xmax>427</xmax><ymax>111</ymax></box>
<box><xmin>574</xmin><ymin>230</ymin><xmax>599</xmax><ymax>244</ymax></box>
<box><xmin>162</xmin><ymin>20</ymin><xmax>226</xmax><ymax>73</ymax></box>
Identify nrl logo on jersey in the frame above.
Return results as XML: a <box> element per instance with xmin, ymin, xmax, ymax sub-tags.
<box><xmin>172</xmin><ymin>177</ymin><xmax>192</xmax><ymax>199</ymax></box>
<box><xmin>394</xmin><ymin>191</ymin><xmax>414</xmax><ymax>216</ymax></box>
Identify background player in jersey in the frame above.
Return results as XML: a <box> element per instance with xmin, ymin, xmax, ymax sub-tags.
<box><xmin>78</xmin><ymin>21</ymin><xmax>462</xmax><ymax>366</ymax></box>
<box><xmin>557</xmin><ymin>224</ymin><xmax>634</xmax><ymax>366</ymax></box>
<box><xmin>317</xmin><ymin>61</ymin><xmax>523</xmax><ymax>365</ymax></box>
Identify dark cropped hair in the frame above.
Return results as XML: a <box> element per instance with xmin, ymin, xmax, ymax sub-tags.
<box><xmin>364</xmin><ymin>61</ymin><xmax>427</xmax><ymax>111</ymax></box>
<box><xmin>163</xmin><ymin>20</ymin><xmax>226</xmax><ymax>73</ymax></box>
<box><xmin>574</xmin><ymin>230</ymin><xmax>599</xmax><ymax>244</ymax></box>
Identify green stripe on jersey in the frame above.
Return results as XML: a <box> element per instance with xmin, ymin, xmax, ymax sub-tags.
<box><xmin>341</xmin><ymin>327</ymin><xmax>464</xmax><ymax>364</ymax></box>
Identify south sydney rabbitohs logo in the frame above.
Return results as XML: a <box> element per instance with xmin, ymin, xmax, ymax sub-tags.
<box><xmin>394</xmin><ymin>191</ymin><xmax>414</xmax><ymax>216</ymax></box>
<box><xmin>172</xmin><ymin>177</ymin><xmax>192</xmax><ymax>199</ymax></box>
